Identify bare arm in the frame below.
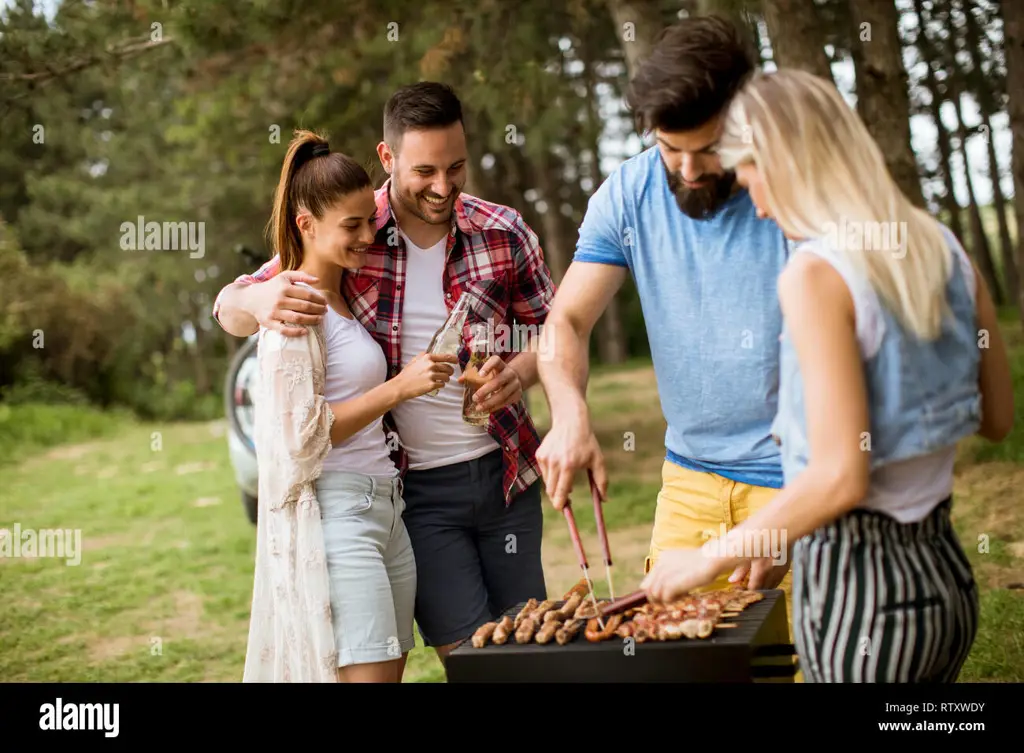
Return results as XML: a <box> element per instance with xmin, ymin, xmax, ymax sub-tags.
<box><xmin>330</xmin><ymin>353</ymin><xmax>457</xmax><ymax>446</ymax></box>
<box><xmin>329</xmin><ymin>381</ymin><xmax>406</xmax><ymax>446</ymax></box>
<box><xmin>214</xmin><ymin>271</ymin><xmax>328</xmax><ymax>338</ymax></box>
<box><xmin>217</xmin><ymin>282</ymin><xmax>261</xmax><ymax>338</ymax></box>
<box><xmin>534</xmin><ymin>261</ymin><xmax>627</xmax><ymax>508</ymax></box>
<box><xmin>972</xmin><ymin>260</ymin><xmax>1014</xmax><ymax>441</ymax></box>
<box><xmin>539</xmin><ymin>261</ymin><xmax>626</xmax><ymax>421</ymax></box>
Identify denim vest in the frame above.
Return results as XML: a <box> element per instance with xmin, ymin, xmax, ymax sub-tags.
<box><xmin>770</xmin><ymin>232</ymin><xmax>981</xmax><ymax>484</ymax></box>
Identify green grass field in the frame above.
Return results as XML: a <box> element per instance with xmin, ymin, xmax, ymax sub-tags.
<box><xmin>1</xmin><ymin>312</ymin><xmax>1021</xmax><ymax>683</ymax></box>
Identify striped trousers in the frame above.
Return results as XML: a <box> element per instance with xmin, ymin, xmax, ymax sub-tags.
<box><xmin>792</xmin><ymin>496</ymin><xmax>978</xmax><ymax>683</ymax></box>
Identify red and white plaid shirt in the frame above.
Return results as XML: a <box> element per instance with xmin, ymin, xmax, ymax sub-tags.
<box><xmin>214</xmin><ymin>179</ymin><xmax>557</xmax><ymax>504</ymax></box>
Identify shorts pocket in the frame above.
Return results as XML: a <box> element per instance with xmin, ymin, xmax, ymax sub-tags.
<box><xmin>319</xmin><ymin>490</ymin><xmax>373</xmax><ymax>520</ymax></box>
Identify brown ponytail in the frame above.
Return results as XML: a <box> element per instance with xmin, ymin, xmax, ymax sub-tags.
<box><xmin>266</xmin><ymin>129</ymin><xmax>373</xmax><ymax>271</ymax></box>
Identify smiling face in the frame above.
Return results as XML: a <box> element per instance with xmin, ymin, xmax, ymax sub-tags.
<box><xmin>656</xmin><ymin>114</ymin><xmax>737</xmax><ymax>219</ymax></box>
<box><xmin>297</xmin><ymin>186</ymin><xmax>378</xmax><ymax>270</ymax></box>
<box><xmin>378</xmin><ymin>122</ymin><xmax>468</xmax><ymax>227</ymax></box>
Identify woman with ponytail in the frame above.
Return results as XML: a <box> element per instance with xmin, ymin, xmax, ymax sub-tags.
<box><xmin>641</xmin><ymin>70</ymin><xmax>1014</xmax><ymax>682</ymax></box>
<box><xmin>243</xmin><ymin>130</ymin><xmax>457</xmax><ymax>683</ymax></box>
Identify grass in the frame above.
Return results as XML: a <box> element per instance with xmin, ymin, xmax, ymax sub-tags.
<box><xmin>1</xmin><ymin>312</ymin><xmax>1022</xmax><ymax>682</ymax></box>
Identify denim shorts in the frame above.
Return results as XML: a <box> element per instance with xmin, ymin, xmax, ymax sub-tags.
<box><xmin>314</xmin><ymin>471</ymin><xmax>417</xmax><ymax>667</ymax></box>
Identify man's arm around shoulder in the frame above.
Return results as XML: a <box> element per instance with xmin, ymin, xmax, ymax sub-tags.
<box><xmin>213</xmin><ymin>261</ymin><xmax>327</xmax><ymax>338</ymax></box>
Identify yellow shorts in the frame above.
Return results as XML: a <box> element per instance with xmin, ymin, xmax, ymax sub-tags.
<box><xmin>645</xmin><ymin>460</ymin><xmax>801</xmax><ymax>682</ymax></box>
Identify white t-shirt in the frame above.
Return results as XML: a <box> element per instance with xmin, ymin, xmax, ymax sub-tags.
<box><xmin>796</xmin><ymin>232</ymin><xmax>976</xmax><ymax>523</ymax></box>
<box><xmin>388</xmin><ymin>231</ymin><xmax>498</xmax><ymax>470</ymax></box>
<box><xmin>296</xmin><ymin>283</ymin><xmax>396</xmax><ymax>477</ymax></box>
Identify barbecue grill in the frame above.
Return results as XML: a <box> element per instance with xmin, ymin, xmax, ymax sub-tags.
<box><xmin>445</xmin><ymin>589</ymin><xmax>797</xmax><ymax>683</ymax></box>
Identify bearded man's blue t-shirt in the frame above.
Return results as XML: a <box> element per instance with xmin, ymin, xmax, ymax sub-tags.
<box><xmin>575</xmin><ymin>146</ymin><xmax>790</xmax><ymax>489</ymax></box>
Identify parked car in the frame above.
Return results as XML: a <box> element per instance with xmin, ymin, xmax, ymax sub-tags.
<box><xmin>225</xmin><ymin>334</ymin><xmax>259</xmax><ymax>524</ymax></box>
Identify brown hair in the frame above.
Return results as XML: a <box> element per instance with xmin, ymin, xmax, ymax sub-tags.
<box><xmin>266</xmin><ymin>129</ymin><xmax>373</xmax><ymax>271</ymax></box>
<box><xmin>383</xmin><ymin>82</ymin><xmax>464</xmax><ymax>151</ymax></box>
<box><xmin>626</xmin><ymin>15</ymin><xmax>755</xmax><ymax>134</ymax></box>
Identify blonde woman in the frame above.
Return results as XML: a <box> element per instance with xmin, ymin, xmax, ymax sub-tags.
<box><xmin>641</xmin><ymin>69</ymin><xmax>1014</xmax><ymax>682</ymax></box>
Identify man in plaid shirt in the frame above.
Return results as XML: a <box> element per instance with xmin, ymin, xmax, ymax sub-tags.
<box><xmin>213</xmin><ymin>82</ymin><xmax>556</xmax><ymax>666</ymax></box>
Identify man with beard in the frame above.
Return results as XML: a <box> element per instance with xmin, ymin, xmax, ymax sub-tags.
<box><xmin>213</xmin><ymin>82</ymin><xmax>555</xmax><ymax>670</ymax></box>
<box><xmin>535</xmin><ymin>16</ymin><xmax>795</xmax><ymax>604</ymax></box>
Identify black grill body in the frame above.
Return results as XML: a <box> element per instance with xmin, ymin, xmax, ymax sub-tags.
<box><xmin>445</xmin><ymin>589</ymin><xmax>797</xmax><ymax>683</ymax></box>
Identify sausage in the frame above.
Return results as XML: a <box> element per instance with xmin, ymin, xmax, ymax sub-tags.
<box><xmin>515</xmin><ymin>617</ymin><xmax>538</xmax><ymax>644</ymax></box>
<box><xmin>555</xmin><ymin>618</ymin><xmax>585</xmax><ymax>645</ymax></box>
<box><xmin>562</xmin><ymin>578</ymin><xmax>590</xmax><ymax>600</ymax></box>
<box><xmin>514</xmin><ymin>599</ymin><xmax>538</xmax><ymax>630</ymax></box>
<box><xmin>529</xmin><ymin>600</ymin><xmax>557</xmax><ymax>622</ymax></box>
<box><xmin>584</xmin><ymin>614</ymin><xmax>623</xmax><ymax>642</ymax></box>
<box><xmin>491</xmin><ymin>616</ymin><xmax>514</xmax><ymax>645</ymax></box>
<box><xmin>546</xmin><ymin>592</ymin><xmax>583</xmax><ymax>622</ymax></box>
<box><xmin>535</xmin><ymin>617</ymin><xmax>561</xmax><ymax>644</ymax></box>
<box><xmin>471</xmin><ymin>621</ymin><xmax>498</xmax><ymax>648</ymax></box>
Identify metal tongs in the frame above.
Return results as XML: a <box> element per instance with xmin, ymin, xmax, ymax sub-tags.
<box><xmin>562</xmin><ymin>470</ymin><xmax>615</xmax><ymax>630</ymax></box>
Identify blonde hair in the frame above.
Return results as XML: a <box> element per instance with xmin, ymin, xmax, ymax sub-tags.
<box><xmin>717</xmin><ymin>69</ymin><xmax>952</xmax><ymax>340</ymax></box>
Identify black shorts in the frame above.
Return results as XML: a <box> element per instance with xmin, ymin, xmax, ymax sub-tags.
<box><xmin>401</xmin><ymin>448</ymin><xmax>547</xmax><ymax>647</ymax></box>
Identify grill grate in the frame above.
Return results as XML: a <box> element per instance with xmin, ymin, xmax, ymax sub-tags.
<box><xmin>445</xmin><ymin>588</ymin><xmax>797</xmax><ymax>683</ymax></box>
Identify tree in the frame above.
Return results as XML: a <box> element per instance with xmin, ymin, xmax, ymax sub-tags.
<box><xmin>847</xmin><ymin>0</ymin><xmax>927</xmax><ymax>208</ymax></box>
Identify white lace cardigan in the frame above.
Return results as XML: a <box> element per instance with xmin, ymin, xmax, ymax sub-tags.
<box><xmin>242</xmin><ymin>323</ymin><xmax>339</xmax><ymax>682</ymax></box>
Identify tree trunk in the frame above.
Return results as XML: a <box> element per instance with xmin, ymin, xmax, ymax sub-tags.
<box><xmin>762</xmin><ymin>0</ymin><xmax>835</xmax><ymax>82</ymax></box>
<box><xmin>584</xmin><ymin>10</ymin><xmax>630</xmax><ymax>363</ymax></box>
<box><xmin>605</xmin><ymin>0</ymin><xmax>664</xmax><ymax>77</ymax></box>
<box><xmin>1003</xmin><ymin>0</ymin><xmax>1024</xmax><ymax>324</ymax></box>
<box><xmin>937</xmin><ymin>0</ymin><xmax>1003</xmax><ymax>304</ymax></box>
<box><xmin>913</xmin><ymin>0</ymin><xmax>966</xmax><ymax>243</ymax></box>
<box><xmin>963</xmin><ymin>0</ymin><xmax>1018</xmax><ymax>307</ymax></box>
<box><xmin>847</xmin><ymin>0</ymin><xmax>926</xmax><ymax>208</ymax></box>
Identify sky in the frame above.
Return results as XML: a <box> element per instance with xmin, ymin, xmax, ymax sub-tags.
<box><xmin>6</xmin><ymin>0</ymin><xmax>1014</xmax><ymax>208</ymax></box>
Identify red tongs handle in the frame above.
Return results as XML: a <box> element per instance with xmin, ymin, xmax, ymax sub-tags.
<box><xmin>563</xmin><ymin>504</ymin><xmax>588</xmax><ymax>570</ymax></box>
<box><xmin>589</xmin><ymin>470</ymin><xmax>612</xmax><ymax>567</ymax></box>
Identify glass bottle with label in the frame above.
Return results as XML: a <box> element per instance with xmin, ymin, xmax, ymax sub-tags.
<box><xmin>461</xmin><ymin>322</ymin><xmax>491</xmax><ymax>426</ymax></box>
<box><xmin>425</xmin><ymin>292</ymin><xmax>469</xmax><ymax>397</ymax></box>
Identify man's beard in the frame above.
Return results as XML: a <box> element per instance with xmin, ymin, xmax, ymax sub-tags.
<box><xmin>393</xmin><ymin>176</ymin><xmax>458</xmax><ymax>226</ymax></box>
<box><xmin>662</xmin><ymin>158</ymin><xmax>736</xmax><ymax>220</ymax></box>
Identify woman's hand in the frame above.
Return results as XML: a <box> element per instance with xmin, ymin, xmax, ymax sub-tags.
<box><xmin>728</xmin><ymin>557</ymin><xmax>790</xmax><ymax>590</ymax></box>
<box><xmin>640</xmin><ymin>547</ymin><xmax>726</xmax><ymax>603</ymax></box>
<box><xmin>394</xmin><ymin>352</ymin><xmax>458</xmax><ymax>400</ymax></box>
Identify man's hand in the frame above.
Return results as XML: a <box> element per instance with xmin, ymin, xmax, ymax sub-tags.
<box><xmin>249</xmin><ymin>271</ymin><xmax>328</xmax><ymax>336</ymax></box>
<box><xmin>728</xmin><ymin>557</ymin><xmax>790</xmax><ymax>590</ymax></box>
<box><xmin>461</xmin><ymin>356</ymin><xmax>522</xmax><ymax>413</ymax></box>
<box><xmin>534</xmin><ymin>413</ymin><xmax>606</xmax><ymax>511</ymax></box>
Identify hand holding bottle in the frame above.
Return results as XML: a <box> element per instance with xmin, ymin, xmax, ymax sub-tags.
<box><xmin>394</xmin><ymin>352</ymin><xmax>458</xmax><ymax>400</ymax></box>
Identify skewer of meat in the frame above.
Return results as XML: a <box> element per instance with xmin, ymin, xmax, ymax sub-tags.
<box><xmin>584</xmin><ymin>613</ymin><xmax>623</xmax><ymax>642</ymax></box>
<box><xmin>514</xmin><ymin>599</ymin><xmax>538</xmax><ymax>630</ymax></box>
<box><xmin>491</xmin><ymin>616</ymin><xmax>514</xmax><ymax>645</ymax></box>
<box><xmin>471</xmin><ymin>621</ymin><xmax>499</xmax><ymax>647</ymax></box>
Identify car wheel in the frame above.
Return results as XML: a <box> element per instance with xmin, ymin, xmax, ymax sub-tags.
<box><xmin>242</xmin><ymin>491</ymin><xmax>258</xmax><ymax>525</ymax></box>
